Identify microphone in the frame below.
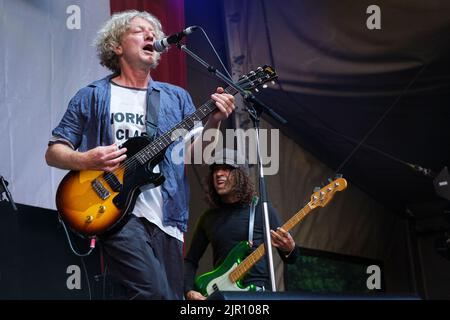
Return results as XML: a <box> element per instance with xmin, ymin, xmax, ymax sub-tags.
<box><xmin>153</xmin><ymin>26</ymin><xmax>199</xmax><ymax>52</ymax></box>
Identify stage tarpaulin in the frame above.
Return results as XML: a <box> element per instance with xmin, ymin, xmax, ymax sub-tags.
<box><xmin>0</xmin><ymin>0</ymin><xmax>111</xmax><ymax>209</ymax></box>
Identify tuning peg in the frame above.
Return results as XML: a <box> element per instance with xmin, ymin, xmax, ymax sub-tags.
<box><xmin>334</xmin><ymin>173</ymin><xmax>343</xmax><ymax>179</ymax></box>
<box><xmin>313</xmin><ymin>186</ymin><xmax>321</xmax><ymax>192</ymax></box>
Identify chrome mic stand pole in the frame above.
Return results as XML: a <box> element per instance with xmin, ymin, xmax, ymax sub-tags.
<box><xmin>177</xmin><ymin>43</ymin><xmax>287</xmax><ymax>291</ymax></box>
<box><xmin>244</xmin><ymin>98</ymin><xmax>286</xmax><ymax>292</ymax></box>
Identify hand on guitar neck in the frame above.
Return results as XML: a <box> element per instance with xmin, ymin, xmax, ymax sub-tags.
<box><xmin>209</xmin><ymin>87</ymin><xmax>235</xmax><ymax>123</ymax></box>
<box><xmin>270</xmin><ymin>227</ymin><xmax>296</xmax><ymax>256</ymax></box>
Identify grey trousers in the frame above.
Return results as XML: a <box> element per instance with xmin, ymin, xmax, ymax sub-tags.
<box><xmin>101</xmin><ymin>215</ymin><xmax>184</xmax><ymax>300</ymax></box>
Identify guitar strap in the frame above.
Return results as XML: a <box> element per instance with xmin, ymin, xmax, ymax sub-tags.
<box><xmin>145</xmin><ymin>89</ymin><xmax>160</xmax><ymax>139</ymax></box>
<box><xmin>248</xmin><ymin>195</ymin><xmax>259</xmax><ymax>246</ymax></box>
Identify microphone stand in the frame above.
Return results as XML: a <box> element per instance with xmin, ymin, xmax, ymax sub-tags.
<box><xmin>242</xmin><ymin>96</ymin><xmax>287</xmax><ymax>293</ymax></box>
<box><xmin>177</xmin><ymin>43</ymin><xmax>287</xmax><ymax>292</ymax></box>
<box><xmin>0</xmin><ymin>175</ymin><xmax>18</xmax><ymax>211</ymax></box>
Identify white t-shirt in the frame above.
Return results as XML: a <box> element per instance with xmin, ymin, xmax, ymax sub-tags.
<box><xmin>110</xmin><ymin>82</ymin><xmax>200</xmax><ymax>242</ymax></box>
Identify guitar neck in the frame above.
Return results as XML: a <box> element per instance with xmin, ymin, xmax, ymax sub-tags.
<box><xmin>130</xmin><ymin>85</ymin><xmax>238</xmax><ymax>165</ymax></box>
<box><xmin>229</xmin><ymin>202</ymin><xmax>313</xmax><ymax>283</ymax></box>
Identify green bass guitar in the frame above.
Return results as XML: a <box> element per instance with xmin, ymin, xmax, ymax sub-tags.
<box><xmin>194</xmin><ymin>178</ymin><xmax>348</xmax><ymax>297</ymax></box>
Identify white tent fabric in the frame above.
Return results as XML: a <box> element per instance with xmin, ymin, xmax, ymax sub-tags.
<box><xmin>0</xmin><ymin>0</ymin><xmax>110</xmax><ymax>210</ymax></box>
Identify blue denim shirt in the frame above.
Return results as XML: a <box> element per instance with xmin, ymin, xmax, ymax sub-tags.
<box><xmin>51</xmin><ymin>75</ymin><xmax>196</xmax><ymax>232</ymax></box>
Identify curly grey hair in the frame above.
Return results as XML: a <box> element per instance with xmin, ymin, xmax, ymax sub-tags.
<box><xmin>94</xmin><ymin>10</ymin><xmax>165</xmax><ymax>74</ymax></box>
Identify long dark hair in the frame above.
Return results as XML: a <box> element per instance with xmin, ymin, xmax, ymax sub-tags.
<box><xmin>204</xmin><ymin>166</ymin><xmax>256</xmax><ymax>208</ymax></box>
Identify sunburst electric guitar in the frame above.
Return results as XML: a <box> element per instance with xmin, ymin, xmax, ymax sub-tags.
<box><xmin>194</xmin><ymin>178</ymin><xmax>348</xmax><ymax>297</ymax></box>
<box><xmin>55</xmin><ymin>66</ymin><xmax>278</xmax><ymax>238</ymax></box>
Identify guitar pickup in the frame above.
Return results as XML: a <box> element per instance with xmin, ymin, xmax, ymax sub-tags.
<box><xmin>103</xmin><ymin>172</ymin><xmax>123</xmax><ymax>192</ymax></box>
<box><xmin>92</xmin><ymin>179</ymin><xmax>110</xmax><ymax>200</ymax></box>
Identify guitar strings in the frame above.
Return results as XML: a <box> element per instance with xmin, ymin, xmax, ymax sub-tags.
<box><xmin>102</xmin><ymin>71</ymin><xmax>272</xmax><ymax>185</ymax></box>
<box><xmin>113</xmin><ymin>97</ymin><xmax>220</xmax><ymax>175</ymax></box>
<box><xmin>99</xmin><ymin>75</ymin><xmax>258</xmax><ymax>186</ymax></box>
<box><xmin>101</xmin><ymin>72</ymin><xmax>269</xmax><ymax>186</ymax></box>
<box><xmin>103</xmin><ymin>86</ymin><xmax>237</xmax><ymax>180</ymax></box>
<box><xmin>100</xmin><ymin>87</ymin><xmax>235</xmax><ymax>186</ymax></box>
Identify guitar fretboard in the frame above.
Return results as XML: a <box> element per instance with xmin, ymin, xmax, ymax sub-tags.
<box><xmin>125</xmin><ymin>85</ymin><xmax>239</xmax><ymax>167</ymax></box>
<box><xmin>229</xmin><ymin>203</ymin><xmax>313</xmax><ymax>283</ymax></box>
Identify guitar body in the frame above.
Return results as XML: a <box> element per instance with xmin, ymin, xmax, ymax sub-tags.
<box><xmin>195</xmin><ymin>241</ymin><xmax>257</xmax><ymax>297</ymax></box>
<box><xmin>56</xmin><ymin>136</ymin><xmax>165</xmax><ymax>237</ymax></box>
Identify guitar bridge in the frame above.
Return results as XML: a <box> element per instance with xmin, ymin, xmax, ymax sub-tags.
<box><xmin>92</xmin><ymin>178</ymin><xmax>110</xmax><ymax>200</ymax></box>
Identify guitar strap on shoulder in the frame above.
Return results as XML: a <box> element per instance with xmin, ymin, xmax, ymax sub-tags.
<box><xmin>248</xmin><ymin>195</ymin><xmax>259</xmax><ymax>246</ymax></box>
<box><xmin>145</xmin><ymin>89</ymin><xmax>160</xmax><ymax>139</ymax></box>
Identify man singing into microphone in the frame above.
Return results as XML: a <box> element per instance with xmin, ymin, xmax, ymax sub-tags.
<box><xmin>45</xmin><ymin>10</ymin><xmax>235</xmax><ymax>300</ymax></box>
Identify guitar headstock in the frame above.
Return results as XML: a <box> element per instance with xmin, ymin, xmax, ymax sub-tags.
<box><xmin>238</xmin><ymin>65</ymin><xmax>278</xmax><ymax>92</ymax></box>
<box><xmin>309</xmin><ymin>178</ymin><xmax>348</xmax><ymax>209</ymax></box>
